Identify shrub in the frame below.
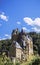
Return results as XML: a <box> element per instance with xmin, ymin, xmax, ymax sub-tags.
<box><xmin>28</xmin><ymin>56</ymin><xmax>40</xmax><ymax>65</ymax></box>
<box><xmin>32</xmin><ymin>57</ymin><xmax>40</xmax><ymax>65</ymax></box>
<box><xmin>4</xmin><ymin>62</ymin><xmax>13</xmax><ymax>65</ymax></box>
<box><xmin>16</xmin><ymin>62</ymin><xmax>20</xmax><ymax>65</ymax></box>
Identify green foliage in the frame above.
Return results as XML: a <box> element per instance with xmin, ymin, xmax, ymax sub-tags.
<box><xmin>0</xmin><ymin>29</ymin><xmax>40</xmax><ymax>55</ymax></box>
<box><xmin>16</xmin><ymin>62</ymin><xmax>20</xmax><ymax>65</ymax></box>
<box><xmin>28</xmin><ymin>56</ymin><xmax>40</xmax><ymax>65</ymax></box>
<box><xmin>5</xmin><ymin>62</ymin><xmax>13</xmax><ymax>65</ymax></box>
<box><xmin>16</xmin><ymin>60</ymin><xmax>20</xmax><ymax>65</ymax></box>
<box><xmin>28</xmin><ymin>32</ymin><xmax>40</xmax><ymax>55</ymax></box>
<box><xmin>0</xmin><ymin>29</ymin><xmax>40</xmax><ymax>65</ymax></box>
<box><xmin>0</xmin><ymin>54</ymin><xmax>13</xmax><ymax>65</ymax></box>
<box><xmin>21</xmin><ymin>56</ymin><xmax>40</xmax><ymax>65</ymax></box>
<box><xmin>0</xmin><ymin>39</ymin><xmax>12</xmax><ymax>52</ymax></box>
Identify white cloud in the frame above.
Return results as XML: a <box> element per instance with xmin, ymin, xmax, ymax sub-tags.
<box><xmin>32</xmin><ymin>27</ymin><xmax>40</xmax><ymax>32</ymax></box>
<box><xmin>5</xmin><ymin>34</ymin><xmax>9</xmax><ymax>37</ymax></box>
<box><xmin>23</xmin><ymin>17</ymin><xmax>33</xmax><ymax>26</ymax></box>
<box><xmin>0</xmin><ymin>34</ymin><xmax>11</xmax><ymax>41</ymax></box>
<box><xmin>5</xmin><ymin>34</ymin><xmax>11</xmax><ymax>39</ymax></box>
<box><xmin>22</xmin><ymin>27</ymin><xmax>30</xmax><ymax>32</ymax></box>
<box><xmin>22</xmin><ymin>27</ymin><xmax>27</xmax><ymax>31</ymax></box>
<box><xmin>34</xmin><ymin>18</ymin><xmax>40</xmax><ymax>26</ymax></box>
<box><xmin>23</xmin><ymin>17</ymin><xmax>40</xmax><ymax>32</ymax></box>
<box><xmin>0</xmin><ymin>37</ymin><xmax>6</xmax><ymax>40</ymax></box>
<box><xmin>0</xmin><ymin>37</ymin><xmax>6</xmax><ymax>41</ymax></box>
<box><xmin>17</xmin><ymin>21</ymin><xmax>21</xmax><ymax>25</ymax></box>
<box><xmin>23</xmin><ymin>17</ymin><xmax>40</xmax><ymax>27</ymax></box>
<box><xmin>0</xmin><ymin>12</ymin><xmax>8</xmax><ymax>21</ymax></box>
<box><xmin>0</xmin><ymin>37</ymin><xmax>11</xmax><ymax>40</ymax></box>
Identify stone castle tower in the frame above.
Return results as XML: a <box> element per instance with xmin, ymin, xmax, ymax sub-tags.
<box><xmin>9</xmin><ymin>28</ymin><xmax>33</xmax><ymax>60</ymax></box>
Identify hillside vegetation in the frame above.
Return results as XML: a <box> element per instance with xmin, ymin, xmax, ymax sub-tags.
<box><xmin>28</xmin><ymin>32</ymin><xmax>40</xmax><ymax>55</ymax></box>
<box><xmin>0</xmin><ymin>30</ymin><xmax>40</xmax><ymax>65</ymax></box>
<box><xmin>0</xmin><ymin>32</ymin><xmax>40</xmax><ymax>55</ymax></box>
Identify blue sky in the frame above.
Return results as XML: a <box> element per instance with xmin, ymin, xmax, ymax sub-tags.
<box><xmin>0</xmin><ymin>0</ymin><xmax>40</xmax><ymax>40</ymax></box>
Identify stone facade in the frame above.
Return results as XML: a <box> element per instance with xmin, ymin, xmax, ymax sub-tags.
<box><xmin>16</xmin><ymin>48</ymin><xmax>22</xmax><ymax>60</ymax></box>
<box><xmin>9</xmin><ymin>29</ymin><xmax>33</xmax><ymax>61</ymax></box>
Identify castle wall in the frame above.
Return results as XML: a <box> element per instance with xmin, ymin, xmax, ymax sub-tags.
<box><xmin>16</xmin><ymin>48</ymin><xmax>22</xmax><ymax>60</ymax></box>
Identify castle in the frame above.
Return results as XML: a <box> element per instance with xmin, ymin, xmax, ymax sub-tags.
<box><xmin>9</xmin><ymin>28</ymin><xmax>33</xmax><ymax>61</ymax></box>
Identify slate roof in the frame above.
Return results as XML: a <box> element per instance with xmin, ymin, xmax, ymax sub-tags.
<box><xmin>26</xmin><ymin>35</ymin><xmax>32</xmax><ymax>41</ymax></box>
<box><xmin>16</xmin><ymin>42</ymin><xmax>22</xmax><ymax>49</ymax></box>
<box><xmin>13</xmin><ymin>41</ymin><xmax>22</xmax><ymax>49</ymax></box>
